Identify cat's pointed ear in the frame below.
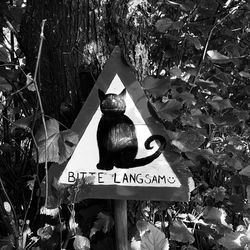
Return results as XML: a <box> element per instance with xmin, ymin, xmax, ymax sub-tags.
<box><xmin>119</xmin><ymin>88</ymin><xmax>126</xmax><ymax>98</ymax></box>
<box><xmin>98</xmin><ymin>89</ymin><xmax>105</xmax><ymax>101</ymax></box>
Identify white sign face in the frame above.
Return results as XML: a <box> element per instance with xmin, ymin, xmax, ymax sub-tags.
<box><xmin>59</xmin><ymin>74</ymin><xmax>181</xmax><ymax>188</ymax></box>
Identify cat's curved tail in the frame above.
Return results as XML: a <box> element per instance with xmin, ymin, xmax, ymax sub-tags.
<box><xmin>117</xmin><ymin>135</ymin><xmax>166</xmax><ymax>168</ymax></box>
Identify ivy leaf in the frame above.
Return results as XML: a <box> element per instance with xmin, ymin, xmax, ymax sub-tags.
<box><xmin>207</xmin><ymin>50</ymin><xmax>231</xmax><ymax>64</ymax></box>
<box><xmin>0</xmin><ymin>76</ymin><xmax>12</xmax><ymax>92</ymax></box>
<box><xmin>208</xmin><ymin>97</ymin><xmax>232</xmax><ymax>112</ymax></box>
<box><xmin>142</xmin><ymin>77</ymin><xmax>171</xmax><ymax>97</ymax></box>
<box><xmin>205</xmin><ymin>186</ymin><xmax>226</xmax><ymax>202</ymax></box>
<box><xmin>131</xmin><ymin>221</ymin><xmax>169</xmax><ymax>250</ymax></box>
<box><xmin>89</xmin><ymin>212</ymin><xmax>114</xmax><ymax>238</ymax></box>
<box><xmin>0</xmin><ymin>67</ymin><xmax>20</xmax><ymax>82</ymax></box>
<box><xmin>155</xmin><ymin>18</ymin><xmax>174</xmax><ymax>33</ymax></box>
<box><xmin>239</xmin><ymin>165</ymin><xmax>250</xmax><ymax>177</ymax></box>
<box><xmin>218</xmin><ymin>231</ymin><xmax>250</xmax><ymax>250</ymax></box>
<box><xmin>59</xmin><ymin>130</ymin><xmax>79</xmax><ymax>164</ymax></box>
<box><xmin>26</xmin><ymin>73</ymin><xmax>36</xmax><ymax>91</ymax></box>
<box><xmin>170</xmin><ymin>219</ymin><xmax>195</xmax><ymax>244</ymax></box>
<box><xmin>170</xmin><ymin>66</ymin><xmax>182</xmax><ymax>78</ymax></box>
<box><xmin>228</xmin><ymin>195</ymin><xmax>245</xmax><ymax>213</ymax></box>
<box><xmin>12</xmin><ymin>115</ymin><xmax>35</xmax><ymax>131</ymax></box>
<box><xmin>186</xmin><ymin>34</ymin><xmax>203</xmax><ymax>50</ymax></box>
<box><xmin>0</xmin><ymin>45</ymin><xmax>9</xmax><ymax>63</ymax></box>
<box><xmin>153</xmin><ymin>99</ymin><xmax>182</xmax><ymax>122</ymax></box>
<box><xmin>213</xmin><ymin>112</ymin><xmax>239</xmax><ymax>126</ymax></box>
<box><xmin>33</xmin><ymin>119</ymin><xmax>79</xmax><ymax>164</ymax></box>
<box><xmin>234</xmin><ymin>110</ymin><xmax>249</xmax><ymax>122</ymax></box>
<box><xmin>73</xmin><ymin>235</ymin><xmax>90</xmax><ymax>250</ymax></box>
<box><xmin>171</xmin><ymin>130</ymin><xmax>205</xmax><ymax>152</ymax></box>
<box><xmin>239</xmin><ymin>71</ymin><xmax>250</xmax><ymax>78</ymax></box>
<box><xmin>171</xmin><ymin>21</ymin><xmax>184</xmax><ymax>30</ymax></box>
<box><xmin>37</xmin><ymin>224</ymin><xmax>54</xmax><ymax>240</ymax></box>
<box><xmin>211</xmin><ymin>68</ymin><xmax>232</xmax><ymax>84</ymax></box>
<box><xmin>184</xmin><ymin>66</ymin><xmax>198</xmax><ymax>76</ymax></box>
<box><xmin>203</xmin><ymin>206</ymin><xmax>232</xmax><ymax>233</ymax></box>
<box><xmin>172</xmin><ymin>91</ymin><xmax>196</xmax><ymax>107</ymax></box>
<box><xmin>181</xmin><ymin>113</ymin><xmax>201</xmax><ymax>127</ymax></box>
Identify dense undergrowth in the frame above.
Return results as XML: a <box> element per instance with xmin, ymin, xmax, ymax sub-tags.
<box><xmin>1</xmin><ymin>0</ymin><xmax>250</xmax><ymax>249</ymax></box>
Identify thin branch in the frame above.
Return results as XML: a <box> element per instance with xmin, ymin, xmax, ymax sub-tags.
<box><xmin>33</xmin><ymin>19</ymin><xmax>48</xmax><ymax>207</ymax></box>
<box><xmin>21</xmin><ymin>175</ymin><xmax>36</xmax><ymax>236</ymax></box>
<box><xmin>193</xmin><ymin>3</ymin><xmax>243</xmax><ymax>86</ymax></box>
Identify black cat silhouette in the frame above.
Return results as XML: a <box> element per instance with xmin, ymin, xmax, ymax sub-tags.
<box><xmin>96</xmin><ymin>89</ymin><xmax>166</xmax><ymax>170</ymax></box>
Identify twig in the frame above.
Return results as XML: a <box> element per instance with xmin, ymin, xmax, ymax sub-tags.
<box><xmin>21</xmin><ymin>175</ymin><xmax>36</xmax><ymax>236</ymax></box>
<box><xmin>193</xmin><ymin>3</ymin><xmax>243</xmax><ymax>86</ymax></box>
<box><xmin>33</xmin><ymin>19</ymin><xmax>48</xmax><ymax>207</ymax></box>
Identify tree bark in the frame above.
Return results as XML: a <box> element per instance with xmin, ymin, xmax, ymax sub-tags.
<box><xmin>19</xmin><ymin>0</ymin><xmax>150</xmax><ymax>126</ymax></box>
<box><xmin>19</xmin><ymin>0</ymin><xmax>99</xmax><ymax>126</ymax></box>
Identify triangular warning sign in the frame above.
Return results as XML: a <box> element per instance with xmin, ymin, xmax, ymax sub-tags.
<box><xmin>57</xmin><ymin>47</ymin><xmax>193</xmax><ymax>201</ymax></box>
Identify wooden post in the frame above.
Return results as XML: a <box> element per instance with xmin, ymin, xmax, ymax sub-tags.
<box><xmin>114</xmin><ymin>199</ymin><xmax>128</xmax><ymax>250</ymax></box>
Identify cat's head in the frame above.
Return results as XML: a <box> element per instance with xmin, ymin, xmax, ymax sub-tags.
<box><xmin>98</xmin><ymin>89</ymin><xmax>126</xmax><ymax>115</ymax></box>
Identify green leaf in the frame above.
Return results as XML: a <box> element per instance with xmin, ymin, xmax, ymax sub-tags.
<box><xmin>171</xmin><ymin>21</ymin><xmax>183</xmax><ymax>30</ymax></box>
<box><xmin>0</xmin><ymin>76</ymin><xmax>12</xmax><ymax>92</ymax></box>
<box><xmin>142</xmin><ymin>76</ymin><xmax>171</xmax><ymax>97</ymax></box>
<box><xmin>200</xmin><ymin>115</ymin><xmax>215</xmax><ymax>125</ymax></box>
<box><xmin>59</xmin><ymin>130</ymin><xmax>79</xmax><ymax>164</ymax></box>
<box><xmin>184</xmin><ymin>66</ymin><xmax>198</xmax><ymax>76</ymax></box>
<box><xmin>171</xmin><ymin>130</ymin><xmax>205</xmax><ymax>152</ymax></box>
<box><xmin>155</xmin><ymin>18</ymin><xmax>174</xmax><ymax>33</ymax></box>
<box><xmin>131</xmin><ymin>221</ymin><xmax>169</xmax><ymax>250</ymax></box>
<box><xmin>153</xmin><ymin>99</ymin><xmax>182</xmax><ymax>122</ymax></box>
<box><xmin>170</xmin><ymin>219</ymin><xmax>195</xmax><ymax>244</ymax></box>
<box><xmin>213</xmin><ymin>112</ymin><xmax>239</xmax><ymax>126</ymax></box>
<box><xmin>73</xmin><ymin>235</ymin><xmax>90</xmax><ymax>250</ymax></box>
<box><xmin>37</xmin><ymin>224</ymin><xmax>54</xmax><ymax>240</ymax></box>
<box><xmin>186</xmin><ymin>34</ymin><xmax>203</xmax><ymax>50</ymax></box>
<box><xmin>239</xmin><ymin>165</ymin><xmax>250</xmax><ymax>177</ymax></box>
<box><xmin>234</xmin><ymin>110</ymin><xmax>249</xmax><ymax>122</ymax></box>
<box><xmin>228</xmin><ymin>195</ymin><xmax>245</xmax><ymax>213</ymax></box>
<box><xmin>205</xmin><ymin>186</ymin><xmax>226</xmax><ymax>202</ymax></box>
<box><xmin>203</xmin><ymin>206</ymin><xmax>233</xmax><ymax>234</ymax></box>
<box><xmin>181</xmin><ymin>113</ymin><xmax>201</xmax><ymax>127</ymax></box>
<box><xmin>239</xmin><ymin>71</ymin><xmax>250</xmax><ymax>78</ymax></box>
<box><xmin>213</xmin><ymin>68</ymin><xmax>232</xmax><ymax>84</ymax></box>
<box><xmin>207</xmin><ymin>50</ymin><xmax>232</xmax><ymax>64</ymax></box>
<box><xmin>218</xmin><ymin>231</ymin><xmax>250</xmax><ymax>250</ymax></box>
<box><xmin>172</xmin><ymin>91</ymin><xmax>196</xmax><ymax>107</ymax></box>
<box><xmin>89</xmin><ymin>212</ymin><xmax>114</xmax><ymax>238</ymax></box>
<box><xmin>0</xmin><ymin>68</ymin><xmax>19</xmax><ymax>82</ymax></box>
<box><xmin>169</xmin><ymin>66</ymin><xmax>182</xmax><ymax>78</ymax></box>
<box><xmin>34</xmin><ymin>119</ymin><xmax>79</xmax><ymax>164</ymax></box>
<box><xmin>208</xmin><ymin>98</ymin><xmax>232</xmax><ymax>112</ymax></box>
<box><xmin>0</xmin><ymin>45</ymin><xmax>9</xmax><ymax>63</ymax></box>
<box><xmin>12</xmin><ymin>115</ymin><xmax>35</xmax><ymax>131</ymax></box>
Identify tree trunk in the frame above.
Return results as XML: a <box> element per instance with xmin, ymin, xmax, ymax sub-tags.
<box><xmin>19</xmin><ymin>0</ymin><xmax>100</xmax><ymax>126</ymax></box>
<box><xmin>19</xmin><ymin>0</ymin><xmax>151</xmax><ymax>127</ymax></box>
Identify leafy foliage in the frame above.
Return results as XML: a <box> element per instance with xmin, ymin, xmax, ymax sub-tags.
<box><xmin>130</xmin><ymin>220</ymin><xmax>169</xmax><ymax>250</ymax></box>
<box><xmin>90</xmin><ymin>212</ymin><xmax>114</xmax><ymax>239</ymax></box>
<box><xmin>1</xmin><ymin>0</ymin><xmax>250</xmax><ymax>249</ymax></box>
<box><xmin>34</xmin><ymin>118</ymin><xmax>78</xmax><ymax>164</ymax></box>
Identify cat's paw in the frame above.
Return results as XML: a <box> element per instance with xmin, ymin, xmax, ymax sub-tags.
<box><xmin>96</xmin><ymin>163</ymin><xmax>113</xmax><ymax>171</ymax></box>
